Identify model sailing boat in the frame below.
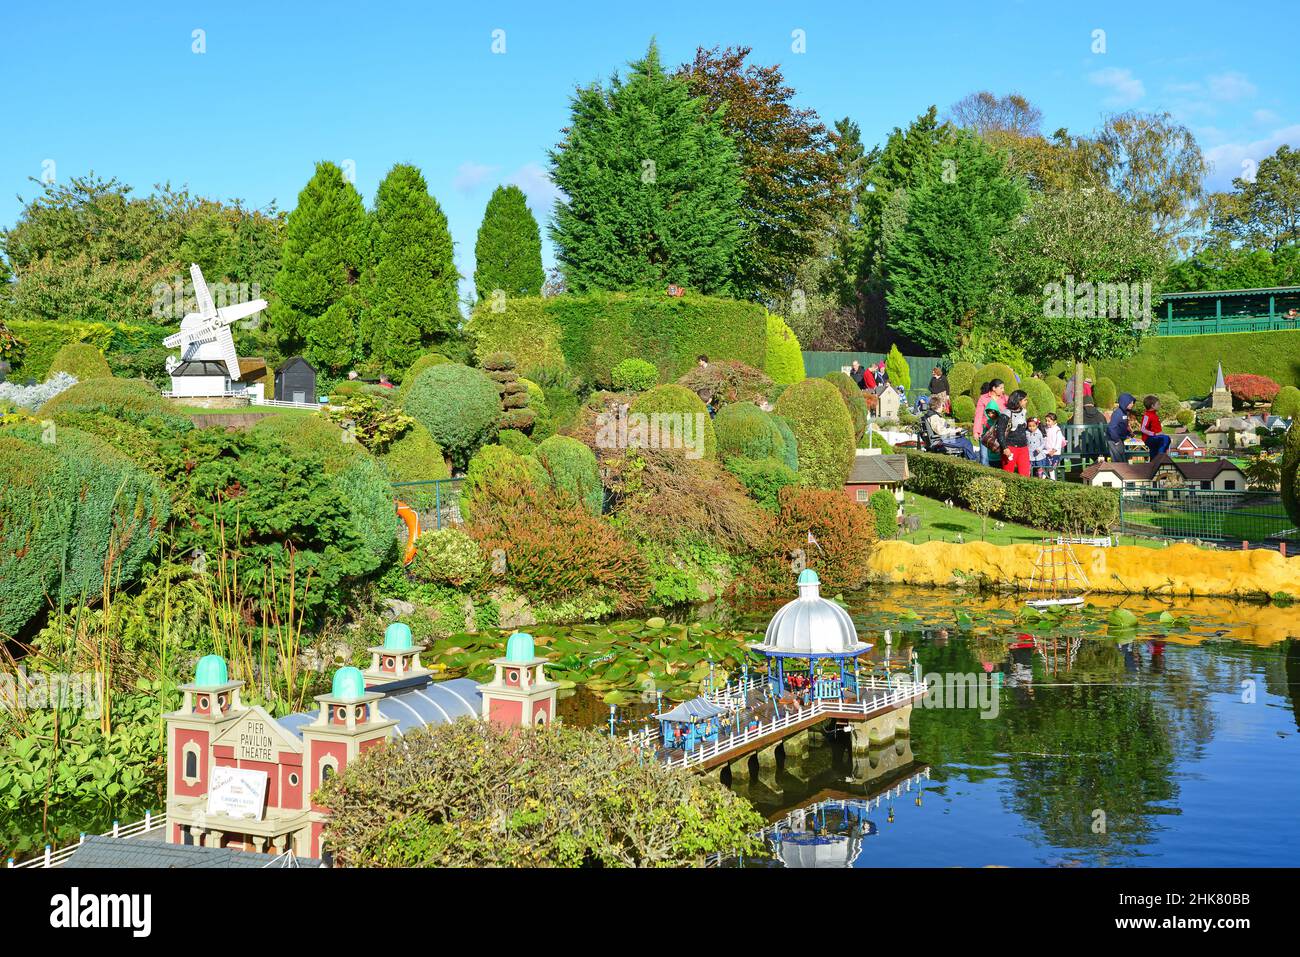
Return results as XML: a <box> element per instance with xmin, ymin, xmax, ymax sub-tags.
<box><xmin>1023</xmin><ymin>537</ymin><xmax>1090</xmax><ymax>609</ymax></box>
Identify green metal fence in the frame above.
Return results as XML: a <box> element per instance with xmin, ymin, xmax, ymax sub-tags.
<box><xmin>801</xmin><ymin>350</ymin><xmax>944</xmax><ymax>390</ymax></box>
<box><xmin>1117</xmin><ymin>489</ymin><xmax>1299</xmax><ymax>547</ymax></box>
<box><xmin>393</xmin><ymin>478</ymin><xmax>464</xmax><ymax>531</ymax></box>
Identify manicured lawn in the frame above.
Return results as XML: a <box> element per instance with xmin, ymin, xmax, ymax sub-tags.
<box><xmin>896</xmin><ymin>493</ymin><xmax>1160</xmax><ymax>548</ymax></box>
<box><xmin>169</xmin><ymin>403</ymin><xmax>322</xmax><ymax>419</ymax></box>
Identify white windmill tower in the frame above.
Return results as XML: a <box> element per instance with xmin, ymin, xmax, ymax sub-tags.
<box><xmin>164</xmin><ymin>264</ymin><xmax>268</xmax><ymax>399</ymax></box>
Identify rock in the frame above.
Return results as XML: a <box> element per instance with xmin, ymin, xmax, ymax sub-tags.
<box><xmin>381</xmin><ymin>598</ymin><xmax>415</xmax><ymax>620</ymax></box>
<box><xmin>498</xmin><ymin>593</ymin><xmax>537</xmax><ymax>630</ymax></box>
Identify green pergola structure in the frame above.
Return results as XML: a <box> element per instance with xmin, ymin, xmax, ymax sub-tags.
<box><xmin>1157</xmin><ymin>286</ymin><xmax>1300</xmax><ymax>336</ymax></box>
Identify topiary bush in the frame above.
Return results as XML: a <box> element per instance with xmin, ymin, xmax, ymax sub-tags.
<box><xmin>395</xmin><ymin>352</ymin><xmax>450</xmax><ymax>398</ymax></box>
<box><xmin>611</xmin><ymin>358</ymin><xmax>659</xmax><ymax>392</ymax></box>
<box><xmin>381</xmin><ymin>421</ymin><xmax>450</xmax><ymax>483</ymax></box>
<box><xmin>252</xmin><ymin>413</ymin><xmax>364</xmax><ymax>474</ymax></box>
<box><xmin>765</xmin><ymin>313</ymin><xmax>805</xmax><ymax>385</ymax></box>
<box><xmin>38</xmin><ymin>377</ymin><xmax>166</xmax><ymax>417</ymax></box>
<box><xmin>723</xmin><ymin>456</ymin><xmax>799</xmax><ymax>512</ymax></box>
<box><xmin>946</xmin><ymin>360</ymin><xmax>977</xmax><ymax>397</ymax></box>
<box><xmin>885</xmin><ymin>344</ymin><xmax>911</xmax><ymax>390</ymax></box>
<box><xmin>1022</xmin><ymin>378</ymin><xmax>1056</xmax><ymax>419</ymax></box>
<box><xmin>518</xmin><ymin>378</ymin><xmax>554</xmax><ymax>440</ymax></box>
<box><xmin>628</xmin><ymin>384</ymin><xmax>717</xmax><ymax>460</ymax></box>
<box><xmin>969</xmin><ymin>362</ymin><xmax>1019</xmax><ymax>399</ymax></box>
<box><xmin>1092</xmin><ymin>376</ymin><xmax>1117</xmax><ymax>411</ymax></box>
<box><xmin>533</xmin><ymin>435</ymin><xmax>603</xmax><ymax>515</ymax></box>
<box><xmin>47</xmin><ymin>342</ymin><xmax>111</xmax><ymax>381</ymax></box>
<box><xmin>403</xmin><ymin>363</ymin><xmax>503</xmax><ymax>470</ymax></box>
<box><xmin>869</xmin><ymin>489</ymin><xmax>898</xmax><ymax>541</ymax></box>
<box><xmin>773</xmin><ymin>378</ymin><xmax>855</xmax><ymax>489</ymax></box>
<box><xmin>1272</xmin><ymin>385</ymin><xmax>1300</xmax><ymax>420</ymax></box>
<box><xmin>411</xmin><ymin>527</ymin><xmax>486</xmax><ymax>588</ymax></box>
<box><xmin>769</xmin><ymin>414</ymin><xmax>799</xmax><ymax>473</ymax></box>
<box><xmin>749</xmin><ymin>485</ymin><xmax>877</xmax><ymax>593</ymax></box>
<box><xmin>952</xmin><ymin>394</ymin><xmax>975</xmax><ymax>423</ymax></box>
<box><xmin>496</xmin><ymin>428</ymin><xmax>536</xmax><ymax>456</ymax></box>
<box><xmin>714</xmin><ymin>401</ymin><xmax>786</xmax><ymax>463</ymax></box>
<box><xmin>1282</xmin><ymin>423</ymin><xmax>1300</xmax><ymax>528</ymax></box>
<box><xmin>1175</xmin><ymin>409</ymin><xmax>1195</xmax><ymax>428</ymax></box>
<box><xmin>458</xmin><ymin>443</ymin><xmax>540</xmax><ymax>524</ymax></box>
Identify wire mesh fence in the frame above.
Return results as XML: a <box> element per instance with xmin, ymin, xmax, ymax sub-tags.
<box><xmin>392</xmin><ymin>478</ymin><xmax>464</xmax><ymax>534</ymax></box>
<box><xmin>1117</xmin><ymin>489</ymin><xmax>1299</xmax><ymax>548</ymax></box>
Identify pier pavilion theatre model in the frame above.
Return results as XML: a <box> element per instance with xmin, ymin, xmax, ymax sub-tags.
<box><xmin>750</xmin><ymin>570</ymin><xmax>873</xmax><ymax>704</ymax></box>
<box><xmin>164</xmin><ymin>263</ymin><xmax>268</xmax><ymax>399</ymax></box>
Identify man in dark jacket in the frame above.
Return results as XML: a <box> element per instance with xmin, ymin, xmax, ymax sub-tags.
<box><xmin>849</xmin><ymin>360</ymin><xmax>868</xmax><ymax>389</ymax></box>
<box><xmin>1106</xmin><ymin>392</ymin><xmax>1136</xmax><ymax>460</ymax></box>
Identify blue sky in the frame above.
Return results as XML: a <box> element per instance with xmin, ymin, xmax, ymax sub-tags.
<box><xmin>3</xmin><ymin>0</ymin><xmax>1296</xmax><ymax>294</ymax></box>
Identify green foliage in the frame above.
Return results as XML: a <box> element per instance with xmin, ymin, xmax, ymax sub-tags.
<box><xmin>768</xmin><ymin>414</ymin><xmax>800</xmax><ymax>472</ymax></box>
<box><xmin>394</xmin><ymin>352</ymin><xmax>450</xmax><ymax>399</ymax></box>
<box><xmin>332</xmin><ymin>456</ymin><xmax>400</xmax><ymax>574</ymax></box>
<box><xmin>946</xmin><ymin>360</ymin><xmax>977</xmax><ymax>397</ymax></box>
<box><xmin>952</xmin><ymin>394</ymin><xmax>976</xmax><ymax>422</ymax></box>
<box><xmin>380</xmin><ymin>421</ymin><xmax>449</xmax><ymax>483</ymax></box>
<box><xmin>403</xmin><ymin>364</ymin><xmax>503</xmax><ymax>470</ymax></box>
<box><xmin>306</xmin><ymin>293</ymin><xmax>363</xmax><ymax>374</ymax></box>
<box><xmin>629</xmin><ymin>384</ymin><xmax>718</xmax><ymax>460</ymax></box>
<box><xmin>858</xmin><ymin>429</ymin><xmax>895</xmax><ymax>452</ymax></box>
<box><xmin>474</xmin><ymin>184</ymin><xmax>544</xmax><ymax>302</ymax></box>
<box><xmin>549</xmin><ymin>42</ymin><xmax>744</xmax><ymax>296</ymax></box>
<box><xmin>964</xmin><ymin>475</ymin><xmax>1006</xmax><ymax>537</ymax></box>
<box><xmin>459</xmin><ymin>444</ymin><xmax>539</xmax><ymax>524</ymax></box>
<box><xmin>466</xmin><ymin>297</ymin><xmax>565</xmax><ymax>374</ymax></box>
<box><xmin>1092</xmin><ymin>376</ymin><xmax>1118</xmax><ymax>411</ymax></box>
<box><xmin>1272</xmin><ymin>385</ymin><xmax>1300</xmax><ymax>419</ymax></box>
<box><xmin>773</xmin><ymin>377</ymin><xmax>855</xmax><ymax>489</ymax></box>
<box><xmin>723</xmin><ymin>456</ymin><xmax>800</xmax><ymax>512</ymax></box>
<box><xmin>325</xmin><ymin>393</ymin><xmax>414</xmax><ymax>453</ymax></box>
<box><xmin>611</xmin><ymin>357</ymin><xmax>659</xmax><ymax>391</ymax></box>
<box><xmin>969</xmin><ymin>362</ymin><xmax>1019</xmax><ymax>398</ymax></box>
<box><xmin>1094</xmin><ymin>330</ymin><xmax>1300</xmax><ymax>399</ymax></box>
<box><xmin>495</xmin><ymin>429</ymin><xmax>535</xmax><ymax>457</ymax></box>
<box><xmin>714</xmin><ymin>401</ymin><xmax>786</xmax><ymax>463</ymax></box>
<box><xmin>47</xmin><ymin>342</ymin><xmax>111</xmax><ymax>381</ymax></box>
<box><xmin>269</xmin><ymin>161</ymin><xmax>368</xmax><ymax>352</ymax></box>
<box><xmin>532</xmin><ymin>435</ymin><xmax>603</xmax><ymax>515</ymax></box>
<box><xmin>1022</xmin><ymin>377</ymin><xmax>1057</xmax><ymax>419</ymax></box>
<box><xmin>885</xmin><ymin>344</ymin><xmax>912</xmax><ymax>390</ymax></box>
<box><xmin>885</xmin><ymin>133</ymin><xmax>1026</xmax><ymax>353</ymax></box>
<box><xmin>765</xmin><ymin>313</ymin><xmax>805</xmax><ymax>384</ymax></box>
<box><xmin>252</xmin><ymin>413</ymin><xmax>363</xmax><ymax>474</ymax></box>
<box><xmin>1282</xmin><ymin>423</ymin><xmax>1300</xmax><ymax>526</ymax></box>
<box><xmin>411</xmin><ymin>527</ymin><xmax>486</xmax><ymax>588</ymax></box>
<box><xmin>317</xmin><ymin>718</ymin><xmax>764</xmax><ymax>867</ymax></box>
<box><xmin>903</xmin><ymin>449</ymin><xmax>1120</xmax><ymax>532</ymax></box>
<box><xmin>519</xmin><ymin>379</ymin><xmax>553</xmax><ymax>440</ymax></box>
<box><xmin>38</xmin><ymin>376</ymin><xmax>166</xmax><ymax>417</ymax></box>
<box><xmin>868</xmin><ymin>489</ymin><xmax>898</xmax><ymax>541</ymax></box>
<box><xmin>361</xmin><ymin>164</ymin><xmax>460</xmax><ymax>371</ymax></box>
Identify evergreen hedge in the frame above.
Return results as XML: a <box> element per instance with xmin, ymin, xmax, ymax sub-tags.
<box><xmin>533</xmin><ymin>435</ymin><xmax>603</xmax><ymax>515</ymax></box>
<box><xmin>48</xmin><ymin>342</ymin><xmax>111</xmax><ymax>381</ymax></box>
<box><xmin>7</xmin><ymin>319</ymin><xmax>175</xmax><ymax>382</ymax></box>
<box><xmin>714</xmin><ymin>401</ymin><xmax>787</xmax><ymax>463</ymax></box>
<box><xmin>1094</xmin><ymin>329</ymin><xmax>1300</xmax><ymax>399</ymax></box>
<box><xmin>903</xmin><ymin>450</ymin><xmax>1119</xmax><ymax>532</ymax></box>
<box><xmin>765</xmin><ymin>313</ymin><xmax>805</xmax><ymax>385</ymax></box>
<box><xmin>773</xmin><ymin>378</ymin><xmax>855</xmax><ymax>490</ymax></box>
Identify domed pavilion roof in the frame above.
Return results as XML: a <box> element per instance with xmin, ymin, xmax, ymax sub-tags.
<box><xmin>751</xmin><ymin>570</ymin><xmax>869</xmax><ymax>658</ymax></box>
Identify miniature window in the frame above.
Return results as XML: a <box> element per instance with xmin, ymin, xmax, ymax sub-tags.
<box><xmin>319</xmin><ymin>756</ymin><xmax>338</xmax><ymax>783</ymax></box>
<box><xmin>182</xmin><ymin>743</ymin><xmax>201</xmax><ymax>785</ymax></box>
<box><xmin>507</xmin><ymin>669</ymin><xmax>519</xmax><ymax>683</ymax></box>
<box><xmin>197</xmin><ymin>694</ymin><xmax>209</xmax><ymax>712</ymax></box>
<box><xmin>1224</xmin><ymin>480</ymin><xmax>1237</xmax><ymax>490</ymax></box>
<box><xmin>856</xmin><ymin>489</ymin><xmax>868</xmax><ymax>502</ymax></box>
<box><xmin>288</xmin><ymin>772</ymin><xmax>300</xmax><ymax>787</ymax></box>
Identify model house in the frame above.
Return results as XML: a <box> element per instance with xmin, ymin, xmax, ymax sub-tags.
<box><xmin>844</xmin><ymin>450</ymin><xmax>909</xmax><ymax>503</ymax></box>
<box><xmin>1080</xmin><ymin>454</ymin><xmax>1246</xmax><ymax>492</ymax></box>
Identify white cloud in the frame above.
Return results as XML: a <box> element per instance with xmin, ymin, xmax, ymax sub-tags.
<box><xmin>1253</xmin><ymin>108</ymin><xmax>1281</xmax><ymax>126</ymax></box>
<box><xmin>1088</xmin><ymin>67</ymin><xmax>1145</xmax><ymax>106</ymax></box>
<box><xmin>507</xmin><ymin>162</ymin><xmax>564</xmax><ymax>213</ymax></box>
<box><xmin>1206</xmin><ymin>71</ymin><xmax>1257</xmax><ymax>102</ymax></box>
<box><xmin>1203</xmin><ymin>124</ymin><xmax>1300</xmax><ymax>189</ymax></box>
<box><xmin>453</xmin><ymin>161</ymin><xmax>498</xmax><ymax>194</ymax></box>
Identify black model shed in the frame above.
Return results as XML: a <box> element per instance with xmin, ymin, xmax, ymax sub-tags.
<box><xmin>275</xmin><ymin>356</ymin><xmax>317</xmax><ymax>404</ymax></box>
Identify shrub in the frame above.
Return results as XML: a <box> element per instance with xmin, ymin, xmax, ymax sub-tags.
<box><xmin>965</xmin><ymin>476</ymin><xmax>1006</xmax><ymax>538</ymax></box>
<box><xmin>628</xmin><ymin>384</ymin><xmax>717</xmax><ymax>460</ymax></box>
<box><xmin>724</xmin><ymin>456</ymin><xmax>800</xmax><ymax>511</ymax></box>
<box><xmin>1094</xmin><ymin>330</ymin><xmax>1300</xmax><ymax>400</ymax></box>
<box><xmin>317</xmin><ymin>718</ymin><xmax>763</xmax><ymax>867</ymax></box>
<box><xmin>611</xmin><ymin>358</ymin><xmax>659</xmax><ymax>392</ymax></box>
<box><xmin>395</xmin><ymin>352</ymin><xmax>450</xmax><ymax>397</ymax></box>
<box><xmin>5</xmin><ymin>318</ymin><xmax>174</xmax><ymax>382</ymax></box>
<box><xmin>47</xmin><ymin>342</ymin><xmax>111</xmax><ymax>381</ymax></box>
<box><xmin>332</xmin><ymin>455</ymin><xmax>400</xmax><ymax>571</ymax></box>
<box><xmin>1273</xmin><ymin>385</ymin><xmax>1300</xmax><ymax>420</ymax></box>
<box><xmin>714</xmin><ymin>401</ymin><xmax>786</xmax><ymax>462</ymax></box>
<box><xmin>411</xmin><ymin>527</ymin><xmax>486</xmax><ymax>588</ymax></box>
<box><xmin>1022</xmin><ymin>378</ymin><xmax>1056</xmax><ymax>419</ymax></box>
<box><xmin>470</xmin><ymin>488</ymin><xmax>649</xmax><ymax>610</ymax></box>
<box><xmin>533</xmin><ymin>435</ymin><xmax>603</xmax><ymax>515</ymax></box>
<box><xmin>765</xmin><ymin>313</ymin><xmax>806</xmax><ymax>385</ymax></box>
<box><xmin>403</xmin><ymin>363</ymin><xmax>503</xmax><ymax>470</ymax></box>
<box><xmin>253</xmin><ymin>413</ymin><xmax>363</xmax><ymax>474</ymax></box>
<box><xmin>519</xmin><ymin>378</ymin><xmax>554</xmax><ymax>440</ymax></box>
<box><xmin>1092</xmin><ymin>376</ymin><xmax>1118</xmax><ymax>411</ymax></box>
<box><xmin>768</xmin><ymin>414</ymin><xmax>799</xmax><ymax>472</ymax></box>
<box><xmin>483</xmin><ymin>351</ymin><xmax>517</xmax><ymax>372</ymax></box>
<box><xmin>381</xmin><ymin>421</ymin><xmax>450</xmax><ymax>483</ymax></box>
<box><xmin>946</xmin><ymin>360</ymin><xmax>977</xmax><ymax>397</ymax></box>
<box><xmin>885</xmin><ymin>344</ymin><xmax>911</xmax><ymax>390</ymax></box>
<box><xmin>969</xmin><ymin>362</ymin><xmax>1019</xmax><ymax>399</ymax></box>
<box><xmin>773</xmin><ymin>378</ymin><xmax>855</xmax><ymax>489</ymax></box>
<box><xmin>39</xmin><ymin>377</ymin><xmax>166</xmax><ymax>417</ymax></box>
<box><xmin>1282</xmin><ymin>423</ymin><xmax>1300</xmax><ymax>526</ymax></box>
<box><xmin>869</xmin><ymin>489</ymin><xmax>898</xmax><ymax>540</ymax></box>
<box><xmin>1226</xmin><ymin>373</ymin><xmax>1280</xmax><ymax>405</ymax></box>
<box><xmin>1175</xmin><ymin>409</ymin><xmax>1195</xmax><ymax>427</ymax></box>
<box><xmin>496</xmin><ymin>428</ymin><xmax>535</xmax><ymax>456</ymax></box>
<box><xmin>952</xmin><ymin>394</ymin><xmax>975</xmax><ymax>423</ymax></box>
<box><xmin>676</xmin><ymin>359</ymin><xmax>776</xmax><ymax>408</ymax></box>
<box><xmin>749</xmin><ymin>485</ymin><xmax>876</xmax><ymax>593</ymax></box>
<box><xmin>466</xmin><ymin>296</ymin><xmax>565</xmax><ymax>373</ymax></box>
<box><xmin>459</xmin><ymin>444</ymin><xmax>540</xmax><ymax>524</ymax></box>
<box><xmin>903</xmin><ymin>449</ymin><xmax>1119</xmax><ymax>532</ymax></box>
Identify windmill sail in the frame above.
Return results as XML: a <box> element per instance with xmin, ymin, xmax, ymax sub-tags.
<box><xmin>161</xmin><ymin>264</ymin><xmax>267</xmax><ymax>383</ymax></box>
<box><xmin>191</xmin><ymin>262</ymin><xmax>216</xmax><ymax>319</ymax></box>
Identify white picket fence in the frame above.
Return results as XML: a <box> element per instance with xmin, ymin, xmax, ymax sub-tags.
<box><xmin>8</xmin><ymin>811</ymin><xmax>168</xmax><ymax>869</ymax></box>
<box><xmin>252</xmin><ymin>397</ymin><xmax>323</xmax><ymax>411</ymax></box>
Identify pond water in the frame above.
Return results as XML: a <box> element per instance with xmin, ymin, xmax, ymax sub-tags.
<box><xmin>704</xmin><ymin>588</ymin><xmax>1300</xmax><ymax>868</ymax></box>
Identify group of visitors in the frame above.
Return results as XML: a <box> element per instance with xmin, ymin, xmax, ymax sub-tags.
<box><xmin>1105</xmin><ymin>392</ymin><xmax>1170</xmax><ymax>459</ymax></box>
<box><xmin>848</xmin><ymin>358</ymin><xmax>889</xmax><ymax>391</ymax></box>
<box><xmin>969</xmin><ymin>378</ymin><xmax>1065</xmax><ymax>478</ymax></box>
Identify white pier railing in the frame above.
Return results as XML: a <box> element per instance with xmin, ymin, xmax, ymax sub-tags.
<box><xmin>7</xmin><ymin>811</ymin><xmax>168</xmax><ymax>869</ymax></box>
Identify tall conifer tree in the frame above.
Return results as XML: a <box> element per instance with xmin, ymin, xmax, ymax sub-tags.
<box><xmin>474</xmin><ymin>185</ymin><xmax>544</xmax><ymax>303</ymax></box>
<box><xmin>549</xmin><ymin>41</ymin><xmax>743</xmax><ymax>295</ymax></box>
<box><xmin>362</xmin><ymin>164</ymin><xmax>460</xmax><ymax>372</ymax></box>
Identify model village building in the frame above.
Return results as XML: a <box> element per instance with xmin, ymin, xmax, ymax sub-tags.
<box><xmin>1079</xmin><ymin>453</ymin><xmax>1247</xmax><ymax>492</ymax></box>
<box><xmin>164</xmin><ymin>626</ymin><xmax>556</xmax><ymax>859</ymax></box>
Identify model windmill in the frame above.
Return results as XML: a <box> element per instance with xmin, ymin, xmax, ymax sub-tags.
<box><xmin>164</xmin><ymin>263</ymin><xmax>268</xmax><ymax>398</ymax></box>
<box><xmin>1023</xmin><ymin>536</ymin><xmax>1090</xmax><ymax>609</ymax></box>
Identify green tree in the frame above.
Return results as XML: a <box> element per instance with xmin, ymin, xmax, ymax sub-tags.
<box><xmin>1215</xmin><ymin>145</ymin><xmax>1300</xmax><ymax>252</ymax></box>
<box><xmin>269</xmin><ymin>162</ymin><xmax>368</xmax><ymax>355</ymax></box>
<box><xmin>473</xmin><ymin>185</ymin><xmax>544</xmax><ymax>303</ymax></box>
<box><xmin>361</xmin><ymin>164</ymin><xmax>460</xmax><ymax>372</ymax></box>
<box><xmin>679</xmin><ymin>46</ymin><xmax>840</xmax><ymax>302</ymax></box>
<box><xmin>884</xmin><ymin>132</ymin><xmax>1026</xmax><ymax>353</ymax></box>
<box><xmin>993</xmin><ymin>186</ymin><xmax>1168</xmax><ymax>423</ymax></box>
<box><xmin>549</xmin><ymin>41</ymin><xmax>744</xmax><ymax>295</ymax></box>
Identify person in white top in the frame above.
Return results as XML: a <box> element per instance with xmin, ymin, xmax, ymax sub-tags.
<box><xmin>1041</xmin><ymin>412</ymin><xmax>1065</xmax><ymax>480</ymax></box>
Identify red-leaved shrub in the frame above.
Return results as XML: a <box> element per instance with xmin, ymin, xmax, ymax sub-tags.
<box><xmin>1225</xmin><ymin>373</ymin><xmax>1280</xmax><ymax>405</ymax></box>
<box><xmin>746</xmin><ymin>485</ymin><xmax>877</xmax><ymax>595</ymax></box>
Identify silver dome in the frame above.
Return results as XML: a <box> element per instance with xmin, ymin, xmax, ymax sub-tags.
<box><xmin>753</xmin><ymin>571</ymin><xmax>869</xmax><ymax>657</ymax></box>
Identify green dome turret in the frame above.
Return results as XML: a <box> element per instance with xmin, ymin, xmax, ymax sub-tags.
<box><xmin>797</xmin><ymin>569</ymin><xmax>820</xmax><ymax>586</ymax></box>
<box><xmin>383</xmin><ymin>622</ymin><xmax>413</xmax><ymax>650</ymax></box>
<box><xmin>505</xmin><ymin>632</ymin><xmax>535</xmax><ymax>663</ymax></box>
<box><xmin>195</xmin><ymin>655</ymin><xmax>228</xmax><ymax>686</ymax></box>
<box><xmin>331</xmin><ymin>667</ymin><xmax>367</xmax><ymax>702</ymax></box>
